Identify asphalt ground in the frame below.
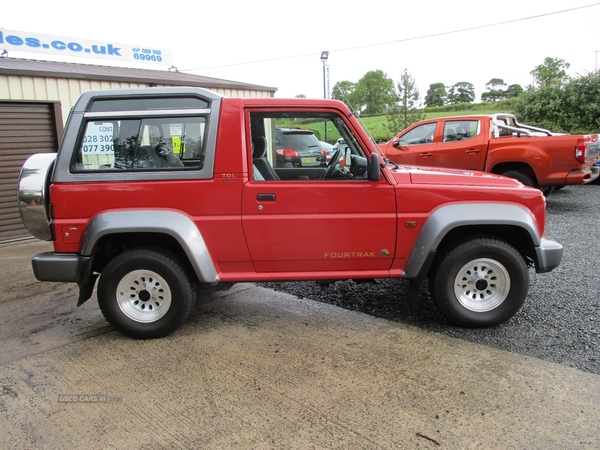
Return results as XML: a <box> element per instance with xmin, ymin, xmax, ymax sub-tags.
<box><xmin>0</xmin><ymin>184</ymin><xmax>599</xmax><ymax>448</ymax></box>
<box><xmin>263</xmin><ymin>184</ymin><xmax>600</xmax><ymax>375</ymax></box>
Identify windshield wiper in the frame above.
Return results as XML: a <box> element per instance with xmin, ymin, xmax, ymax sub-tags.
<box><xmin>383</xmin><ymin>155</ymin><xmax>399</xmax><ymax>171</ymax></box>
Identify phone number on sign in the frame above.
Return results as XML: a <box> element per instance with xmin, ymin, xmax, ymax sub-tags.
<box><xmin>132</xmin><ymin>47</ymin><xmax>163</xmax><ymax>62</ymax></box>
<box><xmin>82</xmin><ymin>144</ymin><xmax>114</xmax><ymax>153</ymax></box>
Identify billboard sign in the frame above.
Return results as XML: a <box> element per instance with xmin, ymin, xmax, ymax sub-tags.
<box><xmin>0</xmin><ymin>29</ymin><xmax>172</xmax><ymax>66</ymax></box>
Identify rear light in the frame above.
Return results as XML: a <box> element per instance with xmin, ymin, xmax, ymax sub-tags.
<box><xmin>276</xmin><ymin>148</ymin><xmax>299</xmax><ymax>157</ymax></box>
<box><xmin>575</xmin><ymin>135</ymin><xmax>600</xmax><ymax>164</ymax></box>
<box><xmin>574</xmin><ymin>142</ymin><xmax>586</xmax><ymax>164</ymax></box>
<box><xmin>321</xmin><ymin>149</ymin><xmax>331</xmax><ymax>161</ymax></box>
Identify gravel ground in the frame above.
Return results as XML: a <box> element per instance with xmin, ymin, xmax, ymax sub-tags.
<box><xmin>261</xmin><ymin>184</ymin><xmax>600</xmax><ymax>374</ymax></box>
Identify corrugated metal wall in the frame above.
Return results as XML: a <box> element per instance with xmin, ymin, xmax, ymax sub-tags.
<box><xmin>0</xmin><ymin>101</ymin><xmax>59</xmax><ymax>243</ymax></box>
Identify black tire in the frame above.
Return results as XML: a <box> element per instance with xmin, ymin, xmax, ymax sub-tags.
<box><xmin>541</xmin><ymin>186</ymin><xmax>555</xmax><ymax>197</ymax></box>
<box><xmin>97</xmin><ymin>248</ymin><xmax>196</xmax><ymax>339</ymax></box>
<box><xmin>501</xmin><ymin>170</ymin><xmax>555</xmax><ymax>196</ymax></box>
<box><xmin>501</xmin><ymin>170</ymin><xmax>535</xmax><ymax>188</ymax></box>
<box><xmin>428</xmin><ymin>238</ymin><xmax>528</xmax><ymax>327</ymax></box>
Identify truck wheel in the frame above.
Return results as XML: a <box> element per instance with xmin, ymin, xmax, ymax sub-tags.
<box><xmin>501</xmin><ymin>170</ymin><xmax>535</xmax><ymax>188</ymax></box>
<box><xmin>541</xmin><ymin>186</ymin><xmax>555</xmax><ymax>197</ymax></box>
<box><xmin>429</xmin><ymin>238</ymin><xmax>528</xmax><ymax>327</ymax></box>
<box><xmin>501</xmin><ymin>170</ymin><xmax>555</xmax><ymax>196</ymax></box>
<box><xmin>98</xmin><ymin>248</ymin><xmax>196</xmax><ymax>339</ymax></box>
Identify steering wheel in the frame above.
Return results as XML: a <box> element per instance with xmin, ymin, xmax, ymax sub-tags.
<box><xmin>320</xmin><ymin>149</ymin><xmax>341</xmax><ymax>180</ymax></box>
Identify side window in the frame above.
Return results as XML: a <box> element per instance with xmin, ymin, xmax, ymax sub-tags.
<box><xmin>398</xmin><ymin>123</ymin><xmax>436</xmax><ymax>146</ymax></box>
<box><xmin>442</xmin><ymin>120</ymin><xmax>479</xmax><ymax>142</ymax></box>
<box><xmin>249</xmin><ymin>111</ymin><xmax>369</xmax><ymax>181</ymax></box>
<box><xmin>75</xmin><ymin>116</ymin><xmax>207</xmax><ymax>171</ymax></box>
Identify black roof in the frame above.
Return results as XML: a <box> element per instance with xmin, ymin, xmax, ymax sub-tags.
<box><xmin>0</xmin><ymin>57</ymin><xmax>277</xmax><ymax>93</ymax></box>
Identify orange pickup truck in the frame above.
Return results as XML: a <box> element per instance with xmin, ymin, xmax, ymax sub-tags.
<box><xmin>379</xmin><ymin>114</ymin><xmax>599</xmax><ymax>194</ymax></box>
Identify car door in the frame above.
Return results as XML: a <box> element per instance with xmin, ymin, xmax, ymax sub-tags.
<box><xmin>384</xmin><ymin>121</ymin><xmax>438</xmax><ymax>166</ymax></box>
<box><xmin>434</xmin><ymin>119</ymin><xmax>486</xmax><ymax>171</ymax></box>
<box><xmin>241</xmin><ymin>109</ymin><xmax>397</xmax><ymax>274</ymax></box>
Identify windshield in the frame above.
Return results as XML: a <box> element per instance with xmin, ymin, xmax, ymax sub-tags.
<box><xmin>345</xmin><ymin>113</ymin><xmax>387</xmax><ymax>161</ymax></box>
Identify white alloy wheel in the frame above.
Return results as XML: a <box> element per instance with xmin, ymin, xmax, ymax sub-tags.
<box><xmin>116</xmin><ymin>269</ymin><xmax>172</xmax><ymax>323</ymax></box>
<box><xmin>453</xmin><ymin>258</ymin><xmax>510</xmax><ymax>312</ymax></box>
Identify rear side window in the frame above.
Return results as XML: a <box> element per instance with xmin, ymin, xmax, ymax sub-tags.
<box><xmin>75</xmin><ymin>116</ymin><xmax>206</xmax><ymax>171</ymax></box>
<box><xmin>442</xmin><ymin>120</ymin><xmax>480</xmax><ymax>142</ymax></box>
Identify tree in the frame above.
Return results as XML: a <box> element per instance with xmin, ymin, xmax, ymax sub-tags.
<box><xmin>515</xmin><ymin>72</ymin><xmax>600</xmax><ymax>134</ymax></box>
<box><xmin>505</xmin><ymin>84</ymin><xmax>524</xmax><ymax>99</ymax></box>
<box><xmin>425</xmin><ymin>83</ymin><xmax>447</xmax><ymax>107</ymax></box>
<box><xmin>331</xmin><ymin>80</ymin><xmax>356</xmax><ymax>109</ymax></box>
<box><xmin>561</xmin><ymin>72</ymin><xmax>600</xmax><ymax>133</ymax></box>
<box><xmin>351</xmin><ymin>70</ymin><xmax>397</xmax><ymax>115</ymax></box>
<box><xmin>387</xmin><ymin>69</ymin><xmax>425</xmax><ymax>132</ymax></box>
<box><xmin>295</xmin><ymin>94</ymin><xmax>307</xmax><ymax>98</ymax></box>
<box><xmin>481</xmin><ymin>78</ymin><xmax>507</xmax><ymax>102</ymax></box>
<box><xmin>513</xmin><ymin>85</ymin><xmax>566</xmax><ymax>132</ymax></box>
<box><xmin>511</xmin><ymin>57</ymin><xmax>600</xmax><ymax>134</ymax></box>
<box><xmin>447</xmin><ymin>82</ymin><xmax>475</xmax><ymax>104</ymax></box>
<box><xmin>530</xmin><ymin>57</ymin><xmax>570</xmax><ymax>88</ymax></box>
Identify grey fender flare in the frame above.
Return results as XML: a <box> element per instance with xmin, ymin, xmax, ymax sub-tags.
<box><xmin>402</xmin><ymin>203</ymin><xmax>541</xmax><ymax>279</ymax></box>
<box><xmin>81</xmin><ymin>210</ymin><xmax>219</xmax><ymax>284</ymax></box>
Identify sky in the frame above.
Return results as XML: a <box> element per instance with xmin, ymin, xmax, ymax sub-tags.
<box><xmin>2</xmin><ymin>0</ymin><xmax>600</xmax><ymax>103</ymax></box>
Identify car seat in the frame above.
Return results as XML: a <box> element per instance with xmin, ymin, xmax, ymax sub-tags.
<box><xmin>155</xmin><ymin>139</ymin><xmax>184</xmax><ymax>168</ymax></box>
<box><xmin>135</xmin><ymin>146</ymin><xmax>162</xmax><ymax>168</ymax></box>
<box><xmin>252</xmin><ymin>136</ymin><xmax>280</xmax><ymax>180</ymax></box>
<box><xmin>443</xmin><ymin>129</ymin><xmax>456</xmax><ymax>142</ymax></box>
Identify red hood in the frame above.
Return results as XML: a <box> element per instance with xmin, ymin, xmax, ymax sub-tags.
<box><xmin>389</xmin><ymin>164</ymin><xmax>524</xmax><ymax>188</ymax></box>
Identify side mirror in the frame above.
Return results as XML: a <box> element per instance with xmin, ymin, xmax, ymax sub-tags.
<box><xmin>369</xmin><ymin>153</ymin><xmax>381</xmax><ymax>181</ymax></box>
